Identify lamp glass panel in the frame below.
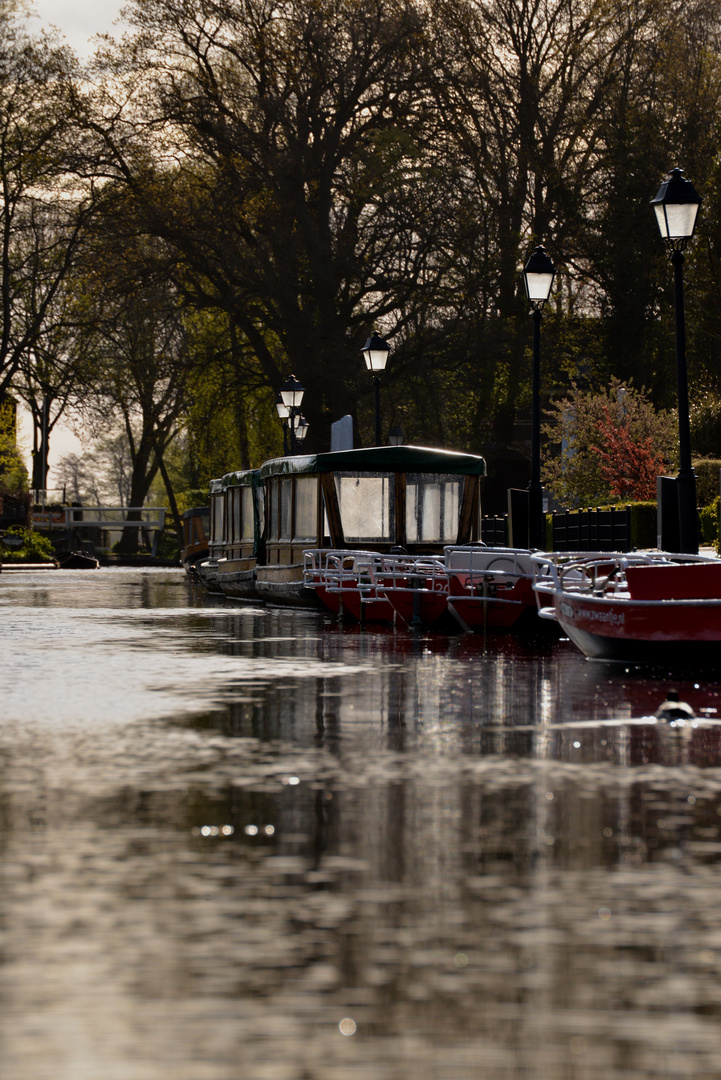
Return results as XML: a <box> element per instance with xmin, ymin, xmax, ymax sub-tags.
<box><xmin>663</xmin><ymin>202</ymin><xmax>699</xmax><ymax>239</ymax></box>
<box><xmin>280</xmin><ymin>387</ymin><xmax>304</xmax><ymax>409</ymax></box>
<box><xmin>525</xmin><ymin>271</ymin><xmax>554</xmax><ymax>303</ymax></box>
<box><xmin>654</xmin><ymin>204</ymin><xmax>669</xmax><ymax>238</ymax></box>
<box><xmin>363</xmin><ymin>347</ymin><xmax>389</xmax><ymax>372</ymax></box>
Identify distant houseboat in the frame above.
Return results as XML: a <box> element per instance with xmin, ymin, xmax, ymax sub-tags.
<box><xmin>201</xmin><ymin>445</ymin><xmax>486</xmax><ymax>607</ymax></box>
<box><xmin>181</xmin><ymin>505</ymin><xmax>210</xmax><ymax>577</ymax></box>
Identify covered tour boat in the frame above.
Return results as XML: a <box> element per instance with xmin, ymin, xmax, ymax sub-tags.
<box><xmin>203</xmin><ymin>445</ymin><xmax>486</xmax><ymax>608</ymax></box>
<box><xmin>202</xmin><ymin>469</ymin><xmax>263</xmax><ymax>599</ymax></box>
<box><xmin>531</xmin><ymin>550</ymin><xmax>721</xmax><ymax>663</ymax></box>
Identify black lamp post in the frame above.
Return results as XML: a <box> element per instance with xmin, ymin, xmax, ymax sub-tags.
<box><xmin>522</xmin><ymin>245</ymin><xmax>556</xmax><ymax>550</ymax></box>
<box><xmin>279</xmin><ymin>374</ymin><xmax>305</xmax><ymax>454</ymax></box>
<box><xmin>362</xmin><ymin>332</ymin><xmax>390</xmax><ymax>445</ymax></box>
<box><xmin>275</xmin><ymin>392</ymin><xmax>290</xmax><ymax>455</ymax></box>
<box><xmin>651</xmin><ymin>167</ymin><xmax>702</xmax><ymax>554</ymax></box>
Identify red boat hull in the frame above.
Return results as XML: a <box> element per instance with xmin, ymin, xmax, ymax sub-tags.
<box><xmin>338</xmin><ymin>588</ymin><xmax>396</xmax><ymax>623</ymax></box>
<box><xmin>384</xmin><ymin>580</ymin><xmax>450</xmax><ymax>628</ymax></box>
<box><xmin>554</xmin><ymin>589</ymin><xmax>721</xmax><ymax>663</ymax></box>
<box><xmin>447</xmin><ymin>573</ymin><xmax>536</xmax><ymax>631</ymax></box>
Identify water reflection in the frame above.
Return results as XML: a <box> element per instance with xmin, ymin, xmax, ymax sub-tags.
<box><xmin>1</xmin><ymin>569</ymin><xmax>721</xmax><ymax>1078</ymax></box>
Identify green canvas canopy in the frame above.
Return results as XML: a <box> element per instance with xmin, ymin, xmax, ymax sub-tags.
<box><xmin>257</xmin><ymin>445</ymin><xmax>486</xmax><ymax>481</ymax></box>
<box><xmin>209</xmin><ymin>468</ymin><xmax>260</xmax><ymax>494</ymax></box>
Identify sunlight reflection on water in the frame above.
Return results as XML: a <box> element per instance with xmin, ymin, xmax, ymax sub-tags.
<box><xmin>1</xmin><ymin>568</ymin><xmax>721</xmax><ymax>1079</ymax></box>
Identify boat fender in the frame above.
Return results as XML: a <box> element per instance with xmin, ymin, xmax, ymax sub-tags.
<box><xmin>655</xmin><ymin>690</ymin><xmax>696</xmax><ymax>723</ymax></box>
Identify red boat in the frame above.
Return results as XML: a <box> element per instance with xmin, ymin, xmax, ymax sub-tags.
<box><xmin>532</xmin><ymin>551</ymin><xmax>721</xmax><ymax>663</ymax></box>
<box><xmin>369</xmin><ymin>553</ymin><xmax>451</xmax><ymax>627</ymax></box>
<box><xmin>305</xmin><ymin>545</ymin><xmax>540</xmax><ymax>632</ymax></box>
<box><xmin>444</xmin><ymin>547</ymin><xmax>537</xmax><ymax>632</ymax></box>
<box><xmin>304</xmin><ymin>549</ymin><xmax>442</xmax><ymax>624</ymax></box>
<box><xmin>382</xmin><ymin>546</ymin><xmax>538</xmax><ymax>632</ymax></box>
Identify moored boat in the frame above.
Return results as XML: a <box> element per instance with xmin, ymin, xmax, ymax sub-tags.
<box><xmin>203</xmin><ymin>470</ymin><xmax>261</xmax><ymax>599</ymax></box>
<box><xmin>206</xmin><ymin>445</ymin><xmax>486</xmax><ymax>607</ymax></box>
<box><xmin>180</xmin><ymin>505</ymin><xmax>210</xmax><ymax>577</ymax></box>
<box><xmin>368</xmin><ymin>545</ymin><xmax>539</xmax><ymax>631</ymax></box>
<box><xmin>306</xmin><ymin>548</ymin><xmax>449</xmax><ymax>624</ymax></box>
<box><xmin>532</xmin><ymin>550</ymin><xmax>721</xmax><ymax>663</ymax></box>
<box><xmin>444</xmin><ymin>546</ymin><xmax>538</xmax><ymax>632</ymax></box>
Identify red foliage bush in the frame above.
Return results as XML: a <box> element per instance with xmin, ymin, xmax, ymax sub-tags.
<box><xmin>590</xmin><ymin>405</ymin><xmax>666</xmax><ymax>501</ymax></box>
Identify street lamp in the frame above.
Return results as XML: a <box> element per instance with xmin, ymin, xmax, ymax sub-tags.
<box><xmin>295</xmin><ymin>415</ymin><xmax>309</xmax><ymax>443</ymax></box>
<box><xmin>362</xmin><ymin>332</ymin><xmax>390</xmax><ymax>445</ymax></box>
<box><xmin>388</xmin><ymin>425</ymin><xmax>404</xmax><ymax>446</ymax></box>
<box><xmin>522</xmin><ymin>245</ymin><xmax>556</xmax><ymax>549</ymax></box>
<box><xmin>651</xmin><ymin>167</ymin><xmax>702</xmax><ymax>554</ymax></box>
<box><xmin>280</xmin><ymin>374</ymin><xmax>305</xmax><ymax>454</ymax></box>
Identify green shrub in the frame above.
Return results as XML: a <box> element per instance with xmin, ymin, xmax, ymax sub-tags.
<box><xmin>155</xmin><ymin>530</ymin><xmax>181</xmax><ymax>560</ymax></box>
<box><xmin>1</xmin><ymin>526</ymin><xmax>56</xmax><ymax>563</ymax></box>
<box><xmin>699</xmin><ymin>496</ymin><xmax>720</xmax><ymax>551</ymax></box>
<box><xmin>176</xmin><ymin>489</ymin><xmax>209</xmax><ymax>512</ymax></box>
<box><xmin>690</xmin><ymin>392</ymin><xmax>721</xmax><ymax>456</ymax></box>
<box><xmin>0</xmin><ymin>399</ymin><xmax>29</xmax><ymax>496</ymax></box>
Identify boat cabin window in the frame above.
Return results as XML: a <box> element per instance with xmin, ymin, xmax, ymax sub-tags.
<box><xmin>268</xmin><ymin>480</ymin><xmax>280</xmax><ymax>540</ymax></box>
<box><xmin>241</xmin><ymin>486</ymin><xmax>254</xmax><ymax>540</ymax></box>
<box><xmin>335</xmin><ymin>472</ymin><xmax>393</xmax><ymax>542</ymax></box>
<box><xmin>279</xmin><ymin>478</ymin><xmax>292</xmax><ymax>539</ymax></box>
<box><xmin>264</xmin><ymin>475</ymin><xmax>319</xmax><ymax>562</ymax></box>
<box><xmin>267</xmin><ymin>477</ymin><xmax>294</xmax><ymax>540</ymax></box>
<box><xmin>225</xmin><ymin>485</ymin><xmax>256</xmax><ymax>544</ymax></box>
<box><xmin>406</xmin><ymin>474</ymin><xmax>462</xmax><ymax>543</ymax></box>
<box><xmin>293</xmin><ymin>476</ymin><xmax>318</xmax><ymax>540</ymax></box>
<box><xmin>211</xmin><ymin>493</ymin><xmax>224</xmax><ymax>544</ymax></box>
<box><xmin>230</xmin><ymin>487</ymin><xmax>241</xmax><ymax>543</ymax></box>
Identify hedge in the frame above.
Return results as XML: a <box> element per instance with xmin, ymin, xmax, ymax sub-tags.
<box><xmin>693</xmin><ymin>459</ymin><xmax>721</xmax><ymax>508</ymax></box>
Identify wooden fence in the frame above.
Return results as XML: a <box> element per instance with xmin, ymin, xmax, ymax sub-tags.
<box><xmin>549</xmin><ymin>507</ymin><xmax>630</xmax><ymax>552</ymax></box>
<box><xmin>480</xmin><ymin>506</ymin><xmax>633</xmax><ymax>552</ymax></box>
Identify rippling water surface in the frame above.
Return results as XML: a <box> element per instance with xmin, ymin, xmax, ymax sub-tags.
<box><xmin>2</xmin><ymin>567</ymin><xmax>721</xmax><ymax>1079</ymax></box>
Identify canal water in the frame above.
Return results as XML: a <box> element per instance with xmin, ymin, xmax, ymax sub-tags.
<box><xmin>2</xmin><ymin>568</ymin><xmax>721</xmax><ymax>1080</ymax></box>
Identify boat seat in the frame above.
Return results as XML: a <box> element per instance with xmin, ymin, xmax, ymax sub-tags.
<box><xmin>446</xmin><ymin>550</ymin><xmax>534</xmax><ymax>577</ymax></box>
<box><xmin>625</xmin><ymin>561</ymin><xmax>721</xmax><ymax>600</ymax></box>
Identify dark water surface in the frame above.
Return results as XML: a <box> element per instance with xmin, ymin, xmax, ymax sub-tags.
<box><xmin>2</xmin><ymin>568</ymin><xmax>721</xmax><ymax>1079</ymax></box>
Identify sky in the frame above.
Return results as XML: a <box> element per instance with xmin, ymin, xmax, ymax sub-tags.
<box><xmin>30</xmin><ymin>0</ymin><xmax>127</xmax><ymax>58</ymax></box>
